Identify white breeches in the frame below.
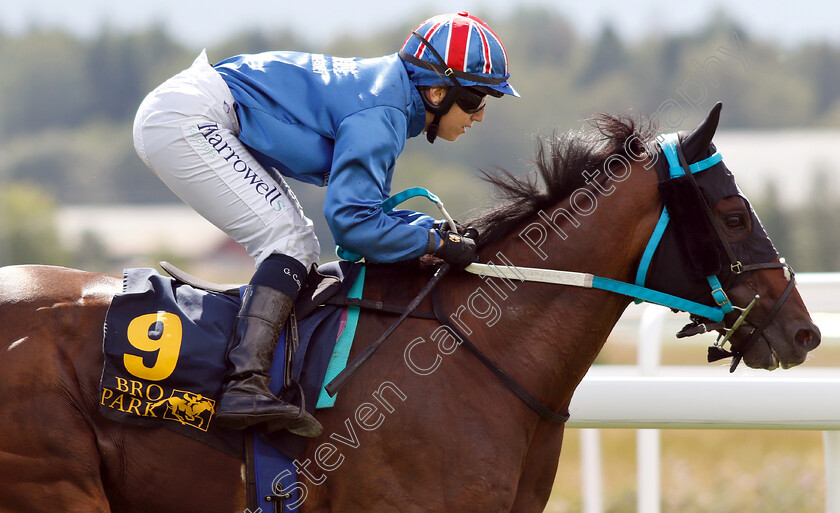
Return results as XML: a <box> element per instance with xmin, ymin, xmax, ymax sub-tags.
<box><xmin>132</xmin><ymin>50</ymin><xmax>320</xmax><ymax>269</ymax></box>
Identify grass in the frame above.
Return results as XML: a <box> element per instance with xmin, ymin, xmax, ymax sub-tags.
<box><xmin>546</xmin><ymin>429</ymin><xmax>824</xmax><ymax>513</ymax></box>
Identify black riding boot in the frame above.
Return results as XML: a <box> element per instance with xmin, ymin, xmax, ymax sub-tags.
<box><xmin>215</xmin><ymin>284</ymin><xmax>323</xmax><ymax>437</ymax></box>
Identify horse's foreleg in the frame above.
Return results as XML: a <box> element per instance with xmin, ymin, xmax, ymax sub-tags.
<box><xmin>508</xmin><ymin>422</ymin><xmax>566</xmax><ymax>513</ymax></box>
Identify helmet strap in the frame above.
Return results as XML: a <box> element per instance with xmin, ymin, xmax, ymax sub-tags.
<box><xmin>426</xmin><ymin>116</ymin><xmax>440</xmax><ymax>144</ymax></box>
<box><xmin>420</xmin><ymin>86</ymin><xmax>460</xmax><ymax>143</ymax></box>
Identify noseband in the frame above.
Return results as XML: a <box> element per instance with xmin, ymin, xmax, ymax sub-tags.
<box><xmin>704</xmin><ymin>260</ymin><xmax>795</xmax><ymax>371</ymax></box>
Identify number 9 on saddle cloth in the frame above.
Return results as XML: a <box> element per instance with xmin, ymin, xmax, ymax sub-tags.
<box><xmin>98</xmin><ymin>261</ymin><xmax>362</xmax><ymax>458</ymax></box>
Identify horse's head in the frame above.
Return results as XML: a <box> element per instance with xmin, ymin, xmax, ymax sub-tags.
<box><xmin>642</xmin><ymin>102</ymin><xmax>820</xmax><ymax>370</ymax></box>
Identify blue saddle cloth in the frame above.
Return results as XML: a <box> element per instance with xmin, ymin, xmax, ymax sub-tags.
<box><xmin>98</xmin><ymin>261</ymin><xmax>363</xmax><ymax>461</ymax></box>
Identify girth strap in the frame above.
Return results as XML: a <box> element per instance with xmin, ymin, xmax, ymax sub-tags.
<box><xmin>430</xmin><ymin>287</ymin><xmax>570</xmax><ymax>424</ymax></box>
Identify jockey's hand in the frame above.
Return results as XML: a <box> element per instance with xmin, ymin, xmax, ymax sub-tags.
<box><xmin>433</xmin><ymin>219</ymin><xmax>479</xmax><ymax>239</ymax></box>
<box><xmin>433</xmin><ymin>230</ymin><xmax>478</xmax><ymax>269</ymax></box>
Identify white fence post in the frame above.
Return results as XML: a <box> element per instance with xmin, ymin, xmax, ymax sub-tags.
<box><xmin>637</xmin><ymin>430</ymin><xmax>660</xmax><ymax>512</ymax></box>
<box><xmin>638</xmin><ymin>306</ymin><xmax>666</xmax><ymax>513</ymax></box>
<box><xmin>825</xmin><ymin>431</ymin><xmax>840</xmax><ymax>513</ymax></box>
<box><xmin>581</xmin><ymin>428</ymin><xmax>604</xmax><ymax>513</ymax></box>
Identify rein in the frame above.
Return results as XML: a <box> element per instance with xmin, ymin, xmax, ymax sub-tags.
<box><xmin>462</xmin><ymin>132</ymin><xmax>795</xmax><ymax>372</ymax></box>
<box><xmin>430</xmin><ymin>288</ymin><xmax>571</xmax><ymax>424</ymax></box>
<box><xmin>463</xmin><ymin>263</ymin><xmax>729</xmax><ymax>321</ymax></box>
<box><xmin>331</xmin><ymin>131</ymin><xmax>797</xmax><ymax>419</ymax></box>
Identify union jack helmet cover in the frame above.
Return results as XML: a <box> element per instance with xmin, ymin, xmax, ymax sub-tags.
<box><xmin>400</xmin><ymin>12</ymin><xmax>519</xmax><ymax>97</ymax></box>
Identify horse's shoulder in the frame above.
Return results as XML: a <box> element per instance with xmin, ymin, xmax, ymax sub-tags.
<box><xmin>0</xmin><ymin>265</ymin><xmax>121</xmax><ymax>307</ymax></box>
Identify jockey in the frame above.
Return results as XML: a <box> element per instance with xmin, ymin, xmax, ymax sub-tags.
<box><xmin>132</xmin><ymin>12</ymin><xmax>518</xmax><ymax>437</ymax></box>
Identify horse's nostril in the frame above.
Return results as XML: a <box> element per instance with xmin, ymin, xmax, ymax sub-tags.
<box><xmin>796</xmin><ymin>328</ymin><xmax>820</xmax><ymax>351</ymax></box>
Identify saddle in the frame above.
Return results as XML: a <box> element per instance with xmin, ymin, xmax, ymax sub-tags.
<box><xmin>159</xmin><ymin>260</ymin><xmax>343</xmax><ymax>319</ymax></box>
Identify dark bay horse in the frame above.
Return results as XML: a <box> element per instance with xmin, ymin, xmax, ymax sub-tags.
<box><xmin>0</xmin><ymin>105</ymin><xmax>820</xmax><ymax>513</ymax></box>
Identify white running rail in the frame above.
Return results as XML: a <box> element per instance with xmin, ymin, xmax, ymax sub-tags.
<box><xmin>568</xmin><ymin>273</ymin><xmax>840</xmax><ymax>513</ymax></box>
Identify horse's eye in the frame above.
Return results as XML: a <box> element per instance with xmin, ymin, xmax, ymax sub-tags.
<box><xmin>725</xmin><ymin>214</ymin><xmax>745</xmax><ymax>229</ymax></box>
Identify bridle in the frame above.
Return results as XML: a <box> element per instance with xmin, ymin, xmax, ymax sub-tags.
<box><xmin>461</xmin><ymin>132</ymin><xmax>796</xmax><ymax>372</ymax></box>
<box><xmin>643</xmin><ymin>132</ymin><xmax>796</xmax><ymax>371</ymax></box>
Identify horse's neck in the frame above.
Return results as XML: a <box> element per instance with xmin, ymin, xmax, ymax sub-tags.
<box><xmin>491</xmin><ymin>160</ymin><xmax>660</xmax><ymax>281</ymax></box>
<box><xmin>476</xmin><ymin>160</ymin><xmax>662</xmax><ymax>408</ymax></box>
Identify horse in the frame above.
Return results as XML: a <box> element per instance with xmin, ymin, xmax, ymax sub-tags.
<box><xmin>0</xmin><ymin>104</ymin><xmax>820</xmax><ymax>513</ymax></box>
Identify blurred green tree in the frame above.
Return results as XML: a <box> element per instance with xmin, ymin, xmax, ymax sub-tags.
<box><xmin>0</xmin><ymin>30</ymin><xmax>91</xmax><ymax>137</ymax></box>
<box><xmin>0</xmin><ymin>182</ymin><xmax>69</xmax><ymax>266</ymax></box>
<box><xmin>799</xmin><ymin>168</ymin><xmax>840</xmax><ymax>271</ymax></box>
<box><xmin>794</xmin><ymin>43</ymin><xmax>840</xmax><ymax>116</ymax></box>
<box><xmin>577</xmin><ymin>24</ymin><xmax>626</xmax><ymax>87</ymax></box>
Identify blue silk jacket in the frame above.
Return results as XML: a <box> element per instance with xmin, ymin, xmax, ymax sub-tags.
<box><xmin>214</xmin><ymin>51</ymin><xmax>437</xmax><ymax>263</ymax></box>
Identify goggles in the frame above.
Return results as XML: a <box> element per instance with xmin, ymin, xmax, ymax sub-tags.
<box><xmin>455</xmin><ymin>87</ymin><xmax>487</xmax><ymax>114</ymax></box>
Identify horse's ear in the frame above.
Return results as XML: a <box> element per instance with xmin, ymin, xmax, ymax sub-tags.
<box><xmin>682</xmin><ymin>102</ymin><xmax>722</xmax><ymax>162</ymax></box>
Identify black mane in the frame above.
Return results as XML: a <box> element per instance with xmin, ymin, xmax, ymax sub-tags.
<box><xmin>468</xmin><ymin>113</ymin><xmax>656</xmax><ymax>247</ymax></box>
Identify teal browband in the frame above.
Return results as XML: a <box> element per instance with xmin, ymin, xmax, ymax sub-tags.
<box><xmin>632</xmin><ymin>132</ymin><xmax>732</xmax><ymax>317</ymax></box>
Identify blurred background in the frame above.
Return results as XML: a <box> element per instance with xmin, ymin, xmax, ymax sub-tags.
<box><xmin>2</xmin><ymin>1</ymin><xmax>839</xmax><ymax>511</ymax></box>
<box><xmin>3</xmin><ymin>0</ymin><xmax>840</xmax><ymax>281</ymax></box>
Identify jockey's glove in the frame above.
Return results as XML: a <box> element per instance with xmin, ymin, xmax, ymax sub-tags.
<box><xmin>433</xmin><ymin>219</ymin><xmax>479</xmax><ymax>239</ymax></box>
<box><xmin>433</xmin><ymin>230</ymin><xmax>478</xmax><ymax>269</ymax></box>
